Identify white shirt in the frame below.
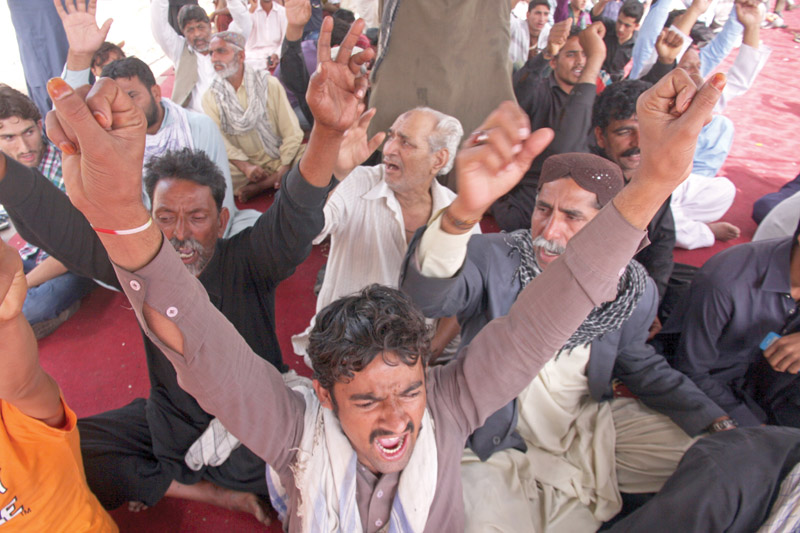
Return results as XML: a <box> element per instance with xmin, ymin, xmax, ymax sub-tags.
<box><xmin>509</xmin><ymin>15</ymin><xmax>552</xmax><ymax>70</ymax></box>
<box><xmin>151</xmin><ymin>0</ymin><xmax>251</xmax><ymax>113</ymax></box>
<box><xmin>292</xmin><ymin>165</ymin><xmax>458</xmax><ymax>359</ymax></box>
<box><xmin>243</xmin><ymin>2</ymin><xmax>288</xmax><ymax>69</ymax></box>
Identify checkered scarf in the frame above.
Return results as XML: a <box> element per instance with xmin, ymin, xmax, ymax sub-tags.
<box><xmin>505</xmin><ymin>229</ymin><xmax>647</xmax><ymax>352</ymax></box>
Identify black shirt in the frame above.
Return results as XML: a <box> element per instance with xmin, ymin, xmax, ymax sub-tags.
<box><xmin>600</xmin><ymin>17</ymin><xmax>637</xmax><ymax>83</ymax></box>
<box><xmin>0</xmin><ymin>157</ymin><xmax>330</xmax><ymax>477</ymax></box>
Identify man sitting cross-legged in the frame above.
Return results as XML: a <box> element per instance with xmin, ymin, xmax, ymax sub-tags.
<box><xmin>203</xmin><ymin>31</ymin><xmax>305</xmax><ymax>202</ymax></box>
<box><xmin>0</xmin><ymin>18</ymin><xmax>373</xmax><ymax>524</ymax></box>
<box><xmin>54</xmin><ymin>0</ymin><xmax>258</xmax><ymax>236</ymax></box>
<box><xmin>0</xmin><ymin>238</ymin><xmax>117</xmax><ymax>531</ymax></box>
<box><xmin>400</xmin><ymin>152</ymin><xmax>731</xmax><ymax>531</ymax></box>
<box><xmin>43</xmin><ymin>26</ymin><xmax>729</xmax><ymax>529</ymax></box>
<box><xmin>0</xmin><ymin>84</ymin><xmax>95</xmax><ymax>339</ymax></box>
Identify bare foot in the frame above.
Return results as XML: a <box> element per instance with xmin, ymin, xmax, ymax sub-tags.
<box><xmin>216</xmin><ymin>487</ymin><xmax>273</xmax><ymax>526</ymax></box>
<box><xmin>128</xmin><ymin>501</ymin><xmax>149</xmax><ymax>512</ymax></box>
<box><xmin>708</xmin><ymin>221</ymin><xmax>741</xmax><ymax>241</ymax></box>
<box><xmin>236</xmin><ymin>180</ymin><xmax>273</xmax><ymax>203</ymax></box>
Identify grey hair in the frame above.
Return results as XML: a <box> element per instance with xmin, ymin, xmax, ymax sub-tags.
<box><xmin>410</xmin><ymin>107</ymin><xmax>463</xmax><ymax>176</ymax></box>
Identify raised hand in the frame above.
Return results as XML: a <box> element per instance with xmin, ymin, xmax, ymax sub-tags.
<box><xmin>0</xmin><ymin>239</ymin><xmax>26</xmax><ymax>323</ymax></box>
<box><xmin>579</xmin><ymin>21</ymin><xmax>607</xmax><ymax>60</ymax></box>
<box><xmin>614</xmin><ymin>69</ymin><xmax>724</xmax><ymax>229</ymax></box>
<box><xmin>54</xmin><ymin>0</ymin><xmax>113</xmax><ymax>66</ymax></box>
<box><xmin>333</xmin><ymin>108</ymin><xmax>386</xmax><ymax>179</ymax></box>
<box><xmin>655</xmin><ymin>28</ymin><xmax>684</xmax><ymax>65</ymax></box>
<box><xmin>44</xmin><ymin>78</ymin><xmax>148</xmax><ymax>232</ymax></box>
<box><xmin>285</xmin><ymin>0</ymin><xmax>312</xmax><ymax>29</ymax></box>
<box><xmin>306</xmin><ymin>17</ymin><xmax>375</xmax><ymax>134</ymax></box>
<box><xmin>445</xmin><ymin>102</ymin><xmax>554</xmax><ymax>229</ymax></box>
<box><xmin>546</xmin><ymin>18</ymin><xmax>573</xmax><ymax>58</ymax></box>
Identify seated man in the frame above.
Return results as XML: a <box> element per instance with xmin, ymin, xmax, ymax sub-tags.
<box><xmin>0</xmin><ymin>239</ymin><xmax>117</xmax><ymax>531</ymax></box>
<box><xmin>54</xmin><ymin>0</ymin><xmax>259</xmax><ymax>237</ymax></box>
<box><xmin>659</xmin><ymin>217</ymin><xmax>800</xmax><ymax>429</ymax></box>
<box><xmin>400</xmin><ymin>153</ymin><xmax>730</xmax><ymax>531</ymax></box>
<box><xmin>0</xmin><ymin>84</ymin><xmax>95</xmax><ymax>338</ymax></box>
<box><xmin>592</xmin><ymin>80</ymin><xmax>675</xmax><ymax>302</ymax></box>
<box><xmin>203</xmin><ymin>31</ymin><xmax>305</xmax><ymax>202</ymax></box>
<box><xmin>0</xmin><ymin>18</ymin><xmax>371</xmax><ymax>522</ymax></box>
<box><xmin>509</xmin><ymin>0</ymin><xmax>553</xmax><ymax>71</ymax></box>
<box><xmin>151</xmin><ymin>0</ymin><xmax>250</xmax><ymax>112</ymax></box>
<box><xmin>100</xmin><ymin>58</ymin><xmax>259</xmax><ymax>235</ymax></box>
<box><xmin>292</xmin><ymin>105</ymin><xmax>468</xmax><ymax>365</ymax></box>
<box><xmin>592</xmin><ymin>0</ymin><xmax>644</xmax><ymax>83</ymax></box>
<box><xmin>44</xmin><ymin>47</ymin><xmax>728</xmax><ymax>530</ymax></box>
<box><xmin>494</xmin><ymin>21</ymin><xmax>607</xmax><ymax>231</ymax></box>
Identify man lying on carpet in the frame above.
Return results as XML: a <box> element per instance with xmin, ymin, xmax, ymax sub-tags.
<box><xmin>0</xmin><ymin>16</ymin><xmax>374</xmax><ymax>527</ymax></box>
<box><xmin>0</xmin><ymin>238</ymin><xmax>117</xmax><ymax>531</ymax></box>
<box><xmin>42</xmin><ymin>19</ymin><xmax>736</xmax><ymax>527</ymax></box>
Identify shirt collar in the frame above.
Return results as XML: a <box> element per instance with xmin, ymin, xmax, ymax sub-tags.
<box><xmin>762</xmin><ymin>238</ymin><xmax>794</xmax><ymax>293</ymax></box>
<box><xmin>362</xmin><ymin>166</ymin><xmax>451</xmax><ymax>211</ymax></box>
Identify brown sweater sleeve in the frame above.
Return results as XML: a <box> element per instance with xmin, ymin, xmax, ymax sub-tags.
<box><xmin>431</xmin><ymin>202</ymin><xmax>647</xmax><ymax>434</ymax></box>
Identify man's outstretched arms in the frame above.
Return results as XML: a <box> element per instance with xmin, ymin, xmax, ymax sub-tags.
<box><xmin>434</xmin><ymin>69</ymin><xmax>726</xmax><ymax>431</ymax></box>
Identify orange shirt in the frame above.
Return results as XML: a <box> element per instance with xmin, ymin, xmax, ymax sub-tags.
<box><xmin>0</xmin><ymin>398</ymin><xmax>117</xmax><ymax>532</ymax></box>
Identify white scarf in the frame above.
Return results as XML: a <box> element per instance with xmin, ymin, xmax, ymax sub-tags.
<box><xmin>267</xmin><ymin>373</ymin><xmax>438</xmax><ymax>533</ymax></box>
<box><xmin>210</xmin><ymin>66</ymin><xmax>282</xmax><ymax>160</ymax></box>
<box><xmin>144</xmin><ymin>98</ymin><xmax>195</xmax><ymax>164</ymax></box>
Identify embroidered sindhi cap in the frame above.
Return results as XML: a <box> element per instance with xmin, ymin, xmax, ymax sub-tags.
<box><xmin>538</xmin><ymin>152</ymin><xmax>624</xmax><ymax>207</ymax></box>
<box><xmin>214</xmin><ymin>30</ymin><xmax>247</xmax><ymax>50</ymax></box>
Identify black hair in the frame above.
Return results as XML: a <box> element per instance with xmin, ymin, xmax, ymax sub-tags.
<box><xmin>101</xmin><ymin>57</ymin><xmax>157</xmax><ymax>90</ymax></box>
<box><xmin>309</xmin><ymin>285</ymin><xmax>431</xmax><ymax>391</ymax></box>
<box><xmin>143</xmin><ymin>148</ymin><xmax>226</xmax><ymax>211</ymax></box>
<box><xmin>620</xmin><ymin>0</ymin><xmax>645</xmax><ymax>22</ymax></box>
<box><xmin>91</xmin><ymin>42</ymin><xmax>126</xmax><ymax>72</ymax></box>
<box><xmin>529</xmin><ymin>0</ymin><xmax>551</xmax><ymax>12</ymax></box>
<box><xmin>331</xmin><ymin>17</ymin><xmax>351</xmax><ymax>47</ymax></box>
<box><xmin>592</xmin><ymin>79</ymin><xmax>652</xmax><ymax>130</ymax></box>
<box><xmin>0</xmin><ymin>84</ymin><xmax>40</xmax><ymax>122</ymax></box>
<box><xmin>333</xmin><ymin>8</ymin><xmax>355</xmax><ymax>24</ymax></box>
<box><xmin>178</xmin><ymin>4</ymin><xmax>210</xmax><ymax>30</ymax></box>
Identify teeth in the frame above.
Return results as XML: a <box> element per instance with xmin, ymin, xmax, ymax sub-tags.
<box><xmin>376</xmin><ymin>435</ymin><xmax>405</xmax><ymax>455</ymax></box>
<box><xmin>179</xmin><ymin>251</ymin><xmax>194</xmax><ymax>259</ymax></box>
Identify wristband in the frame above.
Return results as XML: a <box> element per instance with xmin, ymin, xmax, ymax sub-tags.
<box><xmin>443</xmin><ymin>208</ymin><xmax>481</xmax><ymax>230</ymax></box>
<box><xmin>91</xmin><ymin>217</ymin><xmax>153</xmax><ymax>235</ymax></box>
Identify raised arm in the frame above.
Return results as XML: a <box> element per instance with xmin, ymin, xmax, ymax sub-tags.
<box><xmin>630</xmin><ymin>0</ymin><xmax>675</xmax><ymax>79</ymax></box>
<box><xmin>55</xmin><ymin>0</ymin><xmax>112</xmax><ymax>77</ymax></box>
<box><xmin>39</xmin><ymin>17</ymin><xmax>376</xmax><ymax>461</ymax></box>
<box><xmin>0</xmin><ymin>238</ymin><xmax>64</xmax><ymax>428</ymax></box>
<box><xmin>0</xmin><ymin>157</ymin><xmax>119</xmax><ymax>288</ymax></box>
<box><xmin>435</xmin><ymin>69</ymin><xmax>726</xmax><ymax>431</ymax></box>
<box><xmin>151</xmin><ymin>0</ymin><xmax>186</xmax><ymax>63</ymax></box>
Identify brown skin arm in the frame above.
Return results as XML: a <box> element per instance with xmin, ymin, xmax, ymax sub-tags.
<box><xmin>0</xmin><ymin>230</ymin><xmax>65</xmax><ymax>428</ymax></box>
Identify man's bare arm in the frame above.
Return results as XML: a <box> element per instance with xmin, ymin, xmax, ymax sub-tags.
<box><xmin>0</xmin><ymin>237</ymin><xmax>64</xmax><ymax>428</ymax></box>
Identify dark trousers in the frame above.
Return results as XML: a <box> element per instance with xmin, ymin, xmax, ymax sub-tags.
<box><xmin>78</xmin><ymin>398</ymin><xmax>269</xmax><ymax>509</ymax></box>
<box><xmin>608</xmin><ymin>427</ymin><xmax>800</xmax><ymax>532</ymax></box>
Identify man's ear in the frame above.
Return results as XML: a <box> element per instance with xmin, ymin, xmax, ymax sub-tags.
<box><xmin>594</xmin><ymin>126</ymin><xmax>607</xmax><ymax>149</ymax></box>
<box><xmin>152</xmin><ymin>83</ymin><xmax>162</xmax><ymax>102</ymax></box>
<box><xmin>217</xmin><ymin>206</ymin><xmax>230</xmax><ymax>238</ymax></box>
<box><xmin>431</xmin><ymin>148</ymin><xmax>449</xmax><ymax>177</ymax></box>
<box><xmin>313</xmin><ymin>379</ymin><xmax>336</xmax><ymax>411</ymax></box>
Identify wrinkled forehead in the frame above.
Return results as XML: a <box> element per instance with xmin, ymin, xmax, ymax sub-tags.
<box><xmin>390</xmin><ymin>111</ymin><xmax>437</xmax><ymax>142</ymax></box>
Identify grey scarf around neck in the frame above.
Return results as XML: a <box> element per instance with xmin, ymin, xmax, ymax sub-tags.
<box><xmin>211</xmin><ymin>66</ymin><xmax>282</xmax><ymax>160</ymax></box>
<box><xmin>504</xmin><ymin>229</ymin><xmax>647</xmax><ymax>353</ymax></box>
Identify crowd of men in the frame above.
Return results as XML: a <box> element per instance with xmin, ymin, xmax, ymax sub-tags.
<box><xmin>1</xmin><ymin>0</ymin><xmax>800</xmax><ymax>531</ymax></box>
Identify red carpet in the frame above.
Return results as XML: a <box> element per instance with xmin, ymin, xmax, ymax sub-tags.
<box><xmin>29</xmin><ymin>11</ymin><xmax>800</xmax><ymax>531</ymax></box>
